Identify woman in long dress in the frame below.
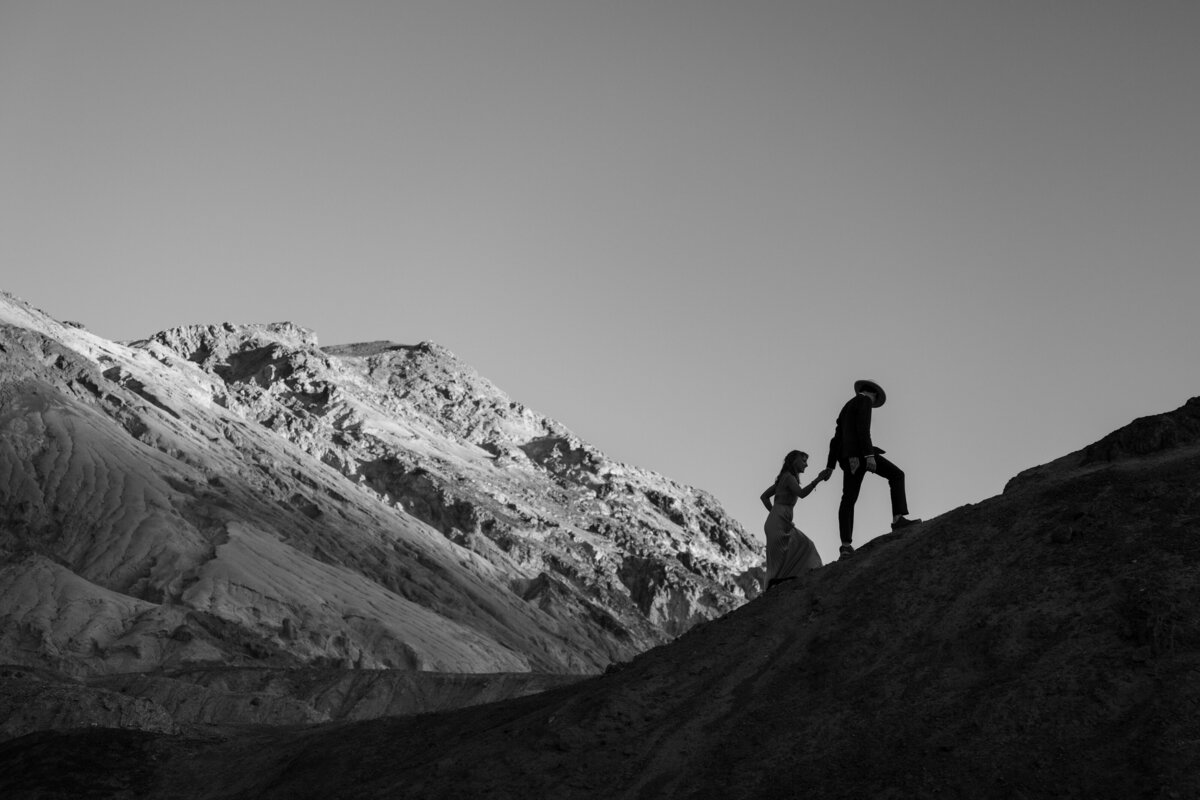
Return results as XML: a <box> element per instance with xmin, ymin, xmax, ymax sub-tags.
<box><xmin>760</xmin><ymin>450</ymin><xmax>831</xmax><ymax>588</ymax></box>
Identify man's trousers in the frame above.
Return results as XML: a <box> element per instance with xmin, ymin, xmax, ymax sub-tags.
<box><xmin>838</xmin><ymin>455</ymin><xmax>908</xmax><ymax>544</ymax></box>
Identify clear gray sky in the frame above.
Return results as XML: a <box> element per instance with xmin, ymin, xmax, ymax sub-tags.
<box><xmin>3</xmin><ymin>1</ymin><xmax>1198</xmax><ymax>563</ymax></box>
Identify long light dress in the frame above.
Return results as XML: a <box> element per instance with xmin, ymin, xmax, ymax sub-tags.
<box><xmin>763</xmin><ymin>472</ymin><xmax>823</xmax><ymax>584</ymax></box>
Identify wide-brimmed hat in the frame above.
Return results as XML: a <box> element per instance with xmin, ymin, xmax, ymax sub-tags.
<box><xmin>854</xmin><ymin>379</ymin><xmax>886</xmax><ymax>407</ymax></box>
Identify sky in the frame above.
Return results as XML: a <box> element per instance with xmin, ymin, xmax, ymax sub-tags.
<box><xmin>2</xmin><ymin>1</ymin><xmax>1198</xmax><ymax>564</ymax></box>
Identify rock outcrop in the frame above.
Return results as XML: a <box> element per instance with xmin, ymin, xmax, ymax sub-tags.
<box><xmin>1006</xmin><ymin>395</ymin><xmax>1200</xmax><ymax>492</ymax></box>
<box><xmin>0</xmin><ymin>290</ymin><xmax>761</xmax><ymax>711</ymax></box>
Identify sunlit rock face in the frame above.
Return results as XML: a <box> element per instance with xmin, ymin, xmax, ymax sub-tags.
<box><xmin>0</xmin><ymin>292</ymin><xmax>762</xmax><ymax>683</ymax></box>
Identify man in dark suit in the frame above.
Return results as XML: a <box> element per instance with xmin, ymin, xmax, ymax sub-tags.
<box><xmin>825</xmin><ymin>379</ymin><xmax>920</xmax><ymax>558</ymax></box>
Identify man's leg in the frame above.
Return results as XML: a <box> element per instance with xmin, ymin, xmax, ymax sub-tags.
<box><xmin>838</xmin><ymin>466</ymin><xmax>866</xmax><ymax>544</ymax></box>
<box><xmin>872</xmin><ymin>455</ymin><xmax>908</xmax><ymax>518</ymax></box>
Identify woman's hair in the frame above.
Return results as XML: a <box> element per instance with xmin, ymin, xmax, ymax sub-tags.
<box><xmin>779</xmin><ymin>450</ymin><xmax>808</xmax><ymax>478</ymax></box>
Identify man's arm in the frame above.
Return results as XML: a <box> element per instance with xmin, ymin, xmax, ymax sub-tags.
<box><xmin>852</xmin><ymin>394</ymin><xmax>874</xmax><ymax>458</ymax></box>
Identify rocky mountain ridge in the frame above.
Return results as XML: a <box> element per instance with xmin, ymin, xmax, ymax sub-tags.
<box><xmin>0</xmin><ymin>291</ymin><xmax>761</xmax><ymax>732</ymax></box>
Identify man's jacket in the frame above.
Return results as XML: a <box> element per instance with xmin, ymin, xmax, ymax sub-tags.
<box><xmin>826</xmin><ymin>393</ymin><xmax>884</xmax><ymax>470</ymax></box>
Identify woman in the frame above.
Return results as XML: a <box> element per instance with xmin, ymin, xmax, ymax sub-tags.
<box><xmin>760</xmin><ymin>450</ymin><xmax>831</xmax><ymax>588</ymax></box>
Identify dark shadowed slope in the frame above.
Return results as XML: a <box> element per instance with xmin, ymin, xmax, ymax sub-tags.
<box><xmin>2</xmin><ymin>398</ymin><xmax>1198</xmax><ymax>799</ymax></box>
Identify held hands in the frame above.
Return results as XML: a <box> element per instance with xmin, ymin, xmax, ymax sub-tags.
<box><xmin>807</xmin><ymin>469</ymin><xmax>833</xmax><ymax>493</ymax></box>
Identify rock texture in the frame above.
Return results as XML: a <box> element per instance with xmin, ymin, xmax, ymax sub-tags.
<box><xmin>3</xmin><ymin>395</ymin><xmax>1197</xmax><ymax>799</ymax></box>
<box><xmin>0</xmin><ymin>664</ymin><xmax>580</xmax><ymax>741</ymax></box>
<box><xmin>0</xmin><ymin>292</ymin><xmax>760</xmax><ymax>732</ymax></box>
<box><xmin>0</xmin><ymin>666</ymin><xmax>178</xmax><ymax>743</ymax></box>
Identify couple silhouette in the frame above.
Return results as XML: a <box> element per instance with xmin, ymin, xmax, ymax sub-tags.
<box><xmin>761</xmin><ymin>379</ymin><xmax>920</xmax><ymax>588</ymax></box>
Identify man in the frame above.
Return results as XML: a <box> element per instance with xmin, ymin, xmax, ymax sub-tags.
<box><xmin>825</xmin><ymin>379</ymin><xmax>920</xmax><ymax>558</ymax></box>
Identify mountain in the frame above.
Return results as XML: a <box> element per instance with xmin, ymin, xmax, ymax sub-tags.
<box><xmin>2</xmin><ymin>394</ymin><xmax>1196</xmax><ymax>799</ymax></box>
<box><xmin>0</xmin><ymin>292</ymin><xmax>761</xmax><ymax>729</ymax></box>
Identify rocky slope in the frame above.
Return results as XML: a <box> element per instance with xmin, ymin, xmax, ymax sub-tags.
<box><xmin>0</xmin><ymin>291</ymin><xmax>761</xmax><ymax>733</ymax></box>
<box><xmin>3</xmin><ymin>396</ymin><xmax>1196</xmax><ymax>799</ymax></box>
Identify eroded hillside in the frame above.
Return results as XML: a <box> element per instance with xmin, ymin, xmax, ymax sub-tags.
<box><xmin>0</xmin><ymin>291</ymin><xmax>761</xmax><ymax>733</ymax></box>
<box><xmin>4</xmin><ymin>397</ymin><xmax>1195</xmax><ymax>799</ymax></box>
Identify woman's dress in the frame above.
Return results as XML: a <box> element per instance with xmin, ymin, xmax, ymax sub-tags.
<box><xmin>763</xmin><ymin>475</ymin><xmax>823</xmax><ymax>584</ymax></box>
